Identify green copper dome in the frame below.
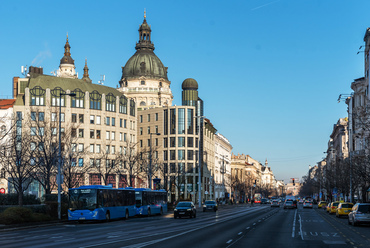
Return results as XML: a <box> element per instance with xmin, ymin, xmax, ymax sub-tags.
<box><xmin>182</xmin><ymin>78</ymin><xmax>198</xmax><ymax>90</ymax></box>
<box><xmin>121</xmin><ymin>16</ymin><xmax>168</xmax><ymax>81</ymax></box>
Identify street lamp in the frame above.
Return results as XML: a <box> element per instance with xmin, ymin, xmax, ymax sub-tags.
<box><xmin>220</xmin><ymin>155</ymin><xmax>228</xmax><ymax>201</ymax></box>
<box><xmin>149</xmin><ymin>132</ymin><xmax>160</xmax><ymax>189</ymax></box>
<box><xmin>58</xmin><ymin>92</ymin><xmax>75</xmax><ymax>220</ymax></box>
<box><xmin>194</xmin><ymin>115</ymin><xmax>204</xmax><ymax>208</ymax></box>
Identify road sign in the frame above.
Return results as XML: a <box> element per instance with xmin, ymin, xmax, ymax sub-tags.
<box><xmin>0</xmin><ymin>188</ymin><xmax>5</xmax><ymax>194</ymax></box>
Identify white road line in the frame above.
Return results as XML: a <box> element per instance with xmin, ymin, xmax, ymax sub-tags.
<box><xmin>246</xmin><ymin>227</ymin><xmax>250</xmax><ymax>230</ymax></box>
<box><xmin>299</xmin><ymin>214</ymin><xmax>304</xmax><ymax>240</ymax></box>
<box><xmin>238</xmin><ymin>232</ymin><xmax>242</xmax><ymax>235</ymax></box>
<box><xmin>226</xmin><ymin>239</ymin><xmax>233</xmax><ymax>244</ymax></box>
<box><xmin>253</xmin><ymin>223</ymin><xmax>256</xmax><ymax>226</ymax></box>
<box><xmin>292</xmin><ymin>209</ymin><xmax>297</xmax><ymax>238</ymax></box>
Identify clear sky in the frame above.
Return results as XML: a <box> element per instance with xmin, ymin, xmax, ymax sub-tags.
<box><xmin>0</xmin><ymin>1</ymin><xmax>368</xmax><ymax>182</ymax></box>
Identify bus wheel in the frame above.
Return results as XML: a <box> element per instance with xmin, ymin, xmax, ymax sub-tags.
<box><xmin>160</xmin><ymin>207</ymin><xmax>163</xmax><ymax>215</ymax></box>
<box><xmin>105</xmin><ymin>212</ymin><xmax>110</xmax><ymax>222</ymax></box>
<box><xmin>148</xmin><ymin>208</ymin><xmax>151</xmax><ymax>216</ymax></box>
<box><xmin>125</xmin><ymin>210</ymin><xmax>129</xmax><ymax>220</ymax></box>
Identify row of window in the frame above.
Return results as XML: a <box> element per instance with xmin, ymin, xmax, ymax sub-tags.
<box><xmin>163</xmin><ymin>163</ymin><xmax>198</xmax><ymax>174</ymax></box>
<box><xmin>138</xmin><ymin>137</ymin><xmax>197</xmax><ymax>148</ymax></box>
<box><xmin>139</xmin><ymin>126</ymin><xmax>159</xmax><ymax>135</ymax></box>
<box><xmin>139</xmin><ymin>113</ymin><xmax>159</xmax><ymax>123</ymax></box>
<box><xmin>163</xmin><ymin>150</ymin><xmax>198</xmax><ymax>161</ymax></box>
<box><xmin>31</xmin><ymin>112</ymin><xmax>131</xmax><ymax>129</ymax></box>
<box><xmin>29</xmin><ymin>87</ymin><xmax>135</xmax><ymax>116</ymax></box>
<box><xmin>163</xmin><ymin>109</ymin><xmax>194</xmax><ymax>135</ymax></box>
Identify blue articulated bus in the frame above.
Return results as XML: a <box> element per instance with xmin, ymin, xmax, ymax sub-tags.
<box><xmin>68</xmin><ymin>185</ymin><xmax>136</xmax><ymax>221</ymax></box>
<box><xmin>133</xmin><ymin>188</ymin><xmax>168</xmax><ymax>216</ymax></box>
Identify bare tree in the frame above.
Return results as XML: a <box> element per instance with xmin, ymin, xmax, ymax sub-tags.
<box><xmin>0</xmin><ymin>114</ymin><xmax>36</xmax><ymax>206</ymax></box>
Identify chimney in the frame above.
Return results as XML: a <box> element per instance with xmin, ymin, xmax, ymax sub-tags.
<box><xmin>29</xmin><ymin>66</ymin><xmax>43</xmax><ymax>75</ymax></box>
<box><xmin>13</xmin><ymin>77</ymin><xmax>19</xmax><ymax>99</ymax></box>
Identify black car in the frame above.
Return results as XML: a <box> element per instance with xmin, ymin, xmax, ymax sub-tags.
<box><xmin>261</xmin><ymin>199</ymin><xmax>269</xmax><ymax>204</ymax></box>
<box><xmin>203</xmin><ymin>200</ymin><xmax>218</xmax><ymax>212</ymax></box>
<box><xmin>174</xmin><ymin>201</ymin><xmax>196</xmax><ymax>219</ymax></box>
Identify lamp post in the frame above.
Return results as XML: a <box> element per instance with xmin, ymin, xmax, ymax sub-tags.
<box><xmin>58</xmin><ymin>92</ymin><xmax>75</xmax><ymax>220</ymax></box>
<box><xmin>194</xmin><ymin>115</ymin><xmax>204</xmax><ymax>208</ymax></box>
<box><xmin>220</xmin><ymin>155</ymin><xmax>228</xmax><ymax>201</ymax></box>
<box><xmin>149</xmin><ymin>132</ymin><xmax>160</xmax><ymax>189</ymax></box>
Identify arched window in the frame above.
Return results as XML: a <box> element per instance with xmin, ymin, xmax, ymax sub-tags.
<box><xmin>90</xmin><ymin>91</ymin><xmax>102</xmax><ymax>110</ymax></box>
<box><xmin>119</xmin><ymin>95</ymin><xmax>127</xmax><ymax>114</ymax></box>
<box><xmin>30</xmin><ymin>86</ymin><xmax>45</xmax><ymax>106</ymax></box>
<box><xmin>71</xmin><ymin>89</ymin><xmax>85</xmax><ymax>108</ymax></box>
<box><xmin>130</xmin><ymin>99</ymin><xmax>136</xmax><ymax>117</ymax></box>
<box><xmin>140</xmin><ymin>101</ymin><xmax>146</xmax><ymax>106</ymax></box>
<box><xmin>51</xmin><ymin>87</ymin><xmax>66</xmax><ymax>106</ymax></box>
<box><xmin>106</xmin><ymin>93</ymin><xmax>116</xmax><ymax>112</ymax></box>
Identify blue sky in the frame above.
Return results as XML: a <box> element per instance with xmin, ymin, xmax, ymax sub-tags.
<box><xmin>0</xmin><ymin>1</ymin><xmax>368</xmax><ymax>182</ymax></box>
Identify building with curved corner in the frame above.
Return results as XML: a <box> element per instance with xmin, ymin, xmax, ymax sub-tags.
<box><xmin>6</xmin><ymin>36</ymin><xmax>137</xmax><ymax>196</ymax></box>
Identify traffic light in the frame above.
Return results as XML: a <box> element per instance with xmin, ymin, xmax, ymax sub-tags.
<box><xmin>292</xmin><ymin>179</ymin><xmax>295</xmax><ymax>186</ymax></box>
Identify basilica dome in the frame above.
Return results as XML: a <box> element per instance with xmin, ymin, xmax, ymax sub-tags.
<box><xmin>121</xmin><ymin>15</ymin><xmax>168</xmax><ymax>81</ymax></box>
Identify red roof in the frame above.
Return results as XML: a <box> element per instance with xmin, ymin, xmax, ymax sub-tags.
<box><xmin>0</xmin><ymin>99</ymin><xmax>16</xmax><ymax>109</ymax></box>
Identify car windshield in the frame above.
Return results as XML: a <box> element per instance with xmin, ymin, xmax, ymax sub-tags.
<box><xmin>205</xmin><ymin>201</ymin><xmax>215</xmax><ymax>204</ymax></box>
<box><xmin>358</xmin><ymin>205</ymin><xmax>370</xmax><ymax>213</ymax></box>
<box><xmin>341</xmin><ymin>204</ymin><xmax>353</xmax><ymax>208</ymax></box>
<box><xmin>177</xmin><ymin>202</ymin><xmax>191</xmax><ymax>207</ymax></box>
<box><xmin>333</xmin><ymin>202</ymin><xmax>339</xmax><ymax>207</ymax></box>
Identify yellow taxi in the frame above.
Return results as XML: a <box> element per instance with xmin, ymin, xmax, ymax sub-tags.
<box><xmin>336</xmin><ymin>202</ymin><xmax>354</xmax><ymax>218</ymax></box>
<box><xmin>326</xmin><ymin>202</ymin><xmax>332</xmax><ymax>213</ymax></box>
<box><xmin>318</xmin><ymin>201</ymin><xmax>327</xmax><ymax>208</ymax></box>
<box><xmin>329</xmin><ymin>201</ymin><xmax>340</xmax><ymax>214</ymax></box>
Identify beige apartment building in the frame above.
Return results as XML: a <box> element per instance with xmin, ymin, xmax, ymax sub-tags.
<box><xmin>3</xmin><ymin>36</ymin><xmax>138</xmax><ymax>196</ymax></box>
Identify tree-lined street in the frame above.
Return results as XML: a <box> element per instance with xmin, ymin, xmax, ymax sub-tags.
<box><xmin>1</xmin><ymin>204</ymin><xmax>369</xmax><ymax>248</ymax></box>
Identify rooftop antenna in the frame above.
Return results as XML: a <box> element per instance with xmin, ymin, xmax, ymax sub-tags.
<box><xmin>21</xmin><ymin>65</ymin><xmax>28</xmax><ymax>77</ymax></box>
<box><xmin>98</xmin><ymin>75</ymin><xmax>105</xmax><ymax>85</ymax></box>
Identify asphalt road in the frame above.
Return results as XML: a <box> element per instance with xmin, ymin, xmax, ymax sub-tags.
<box><xmin>0</xmin><ymin>204</ymin><xmax>369</xmax><ymax>248</ymax></box>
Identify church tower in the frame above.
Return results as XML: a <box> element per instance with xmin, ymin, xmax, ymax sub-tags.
<box><xmin>118</xmin><ymin>12</ymin><xmax>173</xmax><ymax>109</ymax></box>
<box><xmin>57</xmin><ymin>34</ymin><xmax>78</xmax><ymax>79</ymax></box>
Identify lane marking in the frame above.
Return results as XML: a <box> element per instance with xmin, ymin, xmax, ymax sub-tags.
<box><xmin>226</xmin><ymin>239</ymin><xmax>233</xmax><ymax>244</ymax></box>
<box><xmin>246</xmin><ymin>227</ymin><xmax>250</xmax><ymax>230</ymax></box>
<box><xmin>299</xmin><ymin>214</ymin><xmax>304</xmax><ymax>240</ymax></box>
<box><xmin>238</xmin><ymin>232</ymin><xmax>242</xmax><ymax>235</ymax></box>
<box><xmin>292</xmin><ymin>209</ymin><xmax>297</xmax><ymax>238</ymax></box>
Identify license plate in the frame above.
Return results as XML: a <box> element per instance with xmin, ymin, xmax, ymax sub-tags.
<box><xmin>179</xmin><ymin>212</ymin><xmax>185</xmax><ymax>214</ymax></box>
<box><xmin>79</xmin><ymin>217</ymin><xmax>85</xmax><ymax>220</ymax></box>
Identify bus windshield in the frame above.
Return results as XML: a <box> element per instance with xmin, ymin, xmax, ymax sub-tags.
<box><xmin>69</xmin><ymin>189</ymin><xmax>97</xmax><ymax>211</ymax></box>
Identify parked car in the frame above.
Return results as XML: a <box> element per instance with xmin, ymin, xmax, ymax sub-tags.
<box><xmin>174</xmin><ymin>201</ymin><xmax>196</xmax><ymax>219</ymax></box>
<box><xmin>283</xmin><ymin>199</ymin><xmax>297</xmax><ymax>209</ymax></box>
<box><xmin>303</xmin><ymin>200</ymin><xmax>313</xmax><ymax>208</ymax></box>
<box><xmin>261</xmin><ymin>199</ymin><xmax>269</xmax><ymax>204</ymax></box>
<box><xmin>348</xmin><ymin>203</ymin><xmax>370</xmax><ymax>226</ymax></box>
<box><xmin>336</xmin><ymin>202</ymin><xmax>354</xmax><ymax>218</ymax></box>
<box><xmin>203</xmin><ymin>200</ymin><xmax>218</xmax><ymax>212</ymax></box>
<box><xmin>318</xmin><ymin>201</ymin><xmax>327</xmax><ymax>208</ymax></box>
<box><xmin>329</xmin><ymin>201</ymin><xmax>340</xmax><ymax>214</ymax></box>
<box><xmin>299</xmin><ymin>199</ymin><xmax>304</xmax><ymax>204</ymax></box>
<box><xmin>271</xmin><ymin>200</ymin><xmax>280</xmax><ymax>207</ymax></box>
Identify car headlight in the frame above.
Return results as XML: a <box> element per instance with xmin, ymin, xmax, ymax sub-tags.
<box><xmin>93</xmin><ymin>211</ymin><xmax>98</xmax><ymax>217</ymax></box>
<box><xmin>174</xmin><ymin>209</ymin><xmax>178</xmax><ymax>211</ymax></box>
<box><xmin>187</xmin><ymin>208</ymin><xmax>192</xmax><ymax>211</ymax></box>
<box><xmin>203</xmin><ymin>205</ymin><xmax>206</xmax><ymax>208</ymax></box>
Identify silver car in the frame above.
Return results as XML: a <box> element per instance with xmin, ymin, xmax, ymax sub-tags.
<box><xmin>348</xmin><ymin>203</ymin><xmax>370</xmax><ymax>226</ymax></box>
<box><xmin>271</xmin><ymin>200</ymin><xmax>280</xmax><ymax>207</ymax></box>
